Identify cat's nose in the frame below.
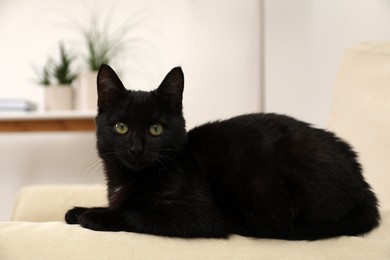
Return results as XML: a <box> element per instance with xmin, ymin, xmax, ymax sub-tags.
<box><xmin>129</xmin><ymin>145</ymin><xmax>145</xmax><ymax>157</ymax></box>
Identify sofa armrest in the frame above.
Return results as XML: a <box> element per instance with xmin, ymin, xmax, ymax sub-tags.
<box><xmin>328</xmin><ymin>42</ymin><xmax>390</xmax><ymax>210</ymax></box>
<box><xmin>11</xmin><ymin>185</ymin><xmax>107</xmax><ymax>222</ymax></box>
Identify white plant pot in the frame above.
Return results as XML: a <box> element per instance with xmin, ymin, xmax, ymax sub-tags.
<box><xmin>73</xmin><ymin>71</ymin><xmax>98</xmax><ymax>112</ymax></box>
<box><xmin>44</xmin><ymin>85</ymin><xmax>73</xmax><ymax>111</ymax></box>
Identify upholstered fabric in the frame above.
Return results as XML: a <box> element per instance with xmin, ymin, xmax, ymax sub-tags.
<box><xmin>1</xmin><ymin>214</ymin><xmax>389</xmax><ymax>260</ymax></box>
<box><xmin>11</xmin><ymin>185</ymin><xmax>107</xmax><ymax>222</ymax></box>
<box><xmin>0</xmin><ymin>185</ymin><xmax>390</xmax><ymax>260</ymax></box>
<box><xmin>2</xmin><ymin>184</ymin><xmax>389</xmax><ymax>260</ymax></box>
<box><xmin>328</xmin><ymin>42</ymin><xmax>390</xmax><ymax>210</ymax></box>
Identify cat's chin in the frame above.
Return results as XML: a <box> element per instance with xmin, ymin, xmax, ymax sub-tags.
<box><xmin>120</xmin><ymin>158</ymin><xmax>154</xmax><ymax>172</ymax></box>
<box><xmin>120</xmin><ymin>161</ymin><xmax>142</xmax><ymax>171</ymax></box>
<box><xmin>111</xmin><ymin>150</ymin><xmax>153</xmax><ymax>171</ymax></box>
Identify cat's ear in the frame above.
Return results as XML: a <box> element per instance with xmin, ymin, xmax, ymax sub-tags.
<box><xmin>157</xmin><ymin>67</ymin><xmax>184</xmax><ymax>113</ymax></box>
<box><xmin>97</xmin><ymin>64</ymin><xmax>126</xmax><ymax>110</ymax></box>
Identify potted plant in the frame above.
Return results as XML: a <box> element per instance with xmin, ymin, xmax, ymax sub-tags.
<box><xmin>73</xmin><ymin>22</ymin><xmax>108</xmax><ymax>111</ymax></box>
<box><xmin>33</xmin><ymin>60</ymin><xmax>51</xmax><ymax>87</ymax></box>
<box><xmin>44</xmin><ymin>43</ymin><xmax>77</xmax><ymax>111</ymax></box>
<box><xmin>74</xmin><ymin>12</ymin><xmax>144</xmax><ymax>111</ymax></box>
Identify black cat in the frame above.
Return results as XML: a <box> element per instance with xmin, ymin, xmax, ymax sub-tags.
<box><xmin>65</xmin><ymin>65</ymin><xmax>380</xmax><ymax>240</ymax></box>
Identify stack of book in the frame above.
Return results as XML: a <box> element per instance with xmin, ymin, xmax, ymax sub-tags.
<box><xmin>0</xmin><ymin>99</ymin><xmax>37</xmax><ymax>112</ymax></box>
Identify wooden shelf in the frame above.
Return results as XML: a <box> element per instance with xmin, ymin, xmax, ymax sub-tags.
<box><xmin>0</xmin><ymin>111</ymin><xmax>96</xmax><ymax>132</ymax></box>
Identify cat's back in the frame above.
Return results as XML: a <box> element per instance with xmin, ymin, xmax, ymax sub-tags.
<box><xmin>186</xmin><ymin>112</ymin><xmax>361</xmax><ymax>184</ymax></box>
<box><xmin>187</xmin><ymin>113</ymin><xmax>325</xmax><ymax>160</ymax></box>
<box><xmin>188</xmin><ymin>113</ymin><xmax>310</xmax><ymax>142</ymax></box>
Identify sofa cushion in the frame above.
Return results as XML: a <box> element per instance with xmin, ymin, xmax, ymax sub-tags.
<box><xmin>1</xmin><ymin>211</ymin><xmax>390</xmax><ymax>260</ymax></box>
<box><xmin>328</xmin><ymin>42</ymin><xmax>390</xmax><ymax>210</ymax></box>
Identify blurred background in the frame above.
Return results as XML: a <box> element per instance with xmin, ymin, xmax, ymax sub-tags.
<box><xmin>1</xmin><ymin>0</ymin><xmax>390</xmax><ymax>220</ymax></box>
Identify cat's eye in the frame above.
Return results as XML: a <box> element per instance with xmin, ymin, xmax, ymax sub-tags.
<box><xmin>114</xmin><ymin>122</ymin><xmax>129</xmax><ymax>134</ymax></box>
<box><xmin>149</xmin><ymin>124</ymin><xmax>163</xmax><ymax>136</ymax></box>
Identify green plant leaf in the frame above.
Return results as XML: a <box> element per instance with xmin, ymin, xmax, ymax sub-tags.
<box><xmin>52</xmin><ymin>42</ymin><xmax>77</xmax><ymax>85</ymax></box>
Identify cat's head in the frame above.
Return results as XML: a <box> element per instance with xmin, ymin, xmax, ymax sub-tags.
<box><xmin>95</xmin><ymin>64</ymin><xmax>186</xmax><ymax>171</ymax></box>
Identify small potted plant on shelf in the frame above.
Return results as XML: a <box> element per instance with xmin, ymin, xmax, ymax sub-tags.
<box><xmin>74</xmin><ymin>13</ymin><xmax>141</xmax><ymax>111</ymax></box>
<box><xmin>73</xmin><ymin>20</ymin><xmax>112</xmax><ymax>111</ymax></box>
<box><xmin>33</xmin><ymin>60</ymin><xmax>51</xmax><ymax>87</ymax></box>
<box><xmin>44</xmin><ymin>43</ymin><xmax>77</xmax><ymax>111</ymax></box>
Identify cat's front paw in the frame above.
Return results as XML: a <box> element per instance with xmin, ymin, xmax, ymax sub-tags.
<box><xmin>78</xmin><ymin>209</ymin><xmax>121</xmax><ymax>232</ymax></box>
<box><xmin>65</xmin><ymin>207</ymin><xmax>89</xmax><ymax>224</ymax></box>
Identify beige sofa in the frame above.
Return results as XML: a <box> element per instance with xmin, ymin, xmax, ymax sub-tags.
<box><xmin>1</xmin><ymin>185</ymin><xmax>389</xmax><ymax>260</ymax></box>
<box><xmin>1</xmin><ymin>42</ymin><xmax>390</xmax><ymax>259</ymax></box>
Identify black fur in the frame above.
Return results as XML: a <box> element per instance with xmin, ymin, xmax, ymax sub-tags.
<box><xmin>66</xmin><ymin>65</ymin><xmax>380</xmax><ymax>240</ymax></box>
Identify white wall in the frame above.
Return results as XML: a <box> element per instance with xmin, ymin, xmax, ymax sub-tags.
<box><xmin>264</xmin><ymin>0</ymin><xmax>390</xmax><ymax>127</ymax></box>
<box><xmin>0</xmin><ymin>0</ymin><xmax>262</xmax><ymax>128</ymax></box>
<box><xmin>0</xmin><ymin>0</ymin><xmax>261</xmax><ymax>220</ymax></box>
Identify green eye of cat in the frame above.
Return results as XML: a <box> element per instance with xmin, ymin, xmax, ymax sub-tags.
<box><xmin>149</xmin><ymin>124</ymin><xmax>163</xmax><ymax>136</ymax></box>
<box><xmin>114</xmin><ymin>122</ymin><xmax>129</xmax><ymax>134</ymax></box>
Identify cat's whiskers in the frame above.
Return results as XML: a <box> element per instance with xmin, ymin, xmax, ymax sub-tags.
<box><xmin>159</xmin><ymin>148</ymin><xmax>182</xmax><ymax>156</ymax></box>
<box><xmin>156</xmin><ymin>154</ymin><xmax>182</xmax><ymax>173</ymax></box>
<box><xmin>77</xmin><ymin>140</ymin><xmax>100</xmax><ymax>182</ymax></box>
<box><xmin>81</xmin><ymin>151</ymin><xmax>118</xmax><ymax>181</ymax></box>
<box><xmin>155</xmin><ymin>158</ymin><xmax>170</xmax><ymax>175</ymax></box>
<box><xmin>82</xmin><ymin>157</ymin><xmax>102</xmax><ymax>175</ymax></box>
